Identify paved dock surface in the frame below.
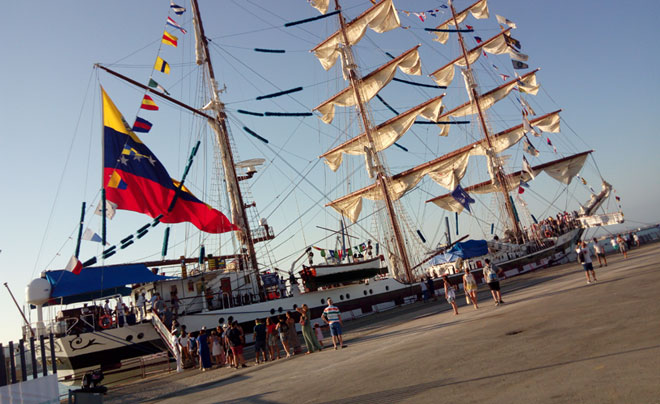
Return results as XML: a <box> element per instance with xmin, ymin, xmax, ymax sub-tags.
<box><xmin>105</xmin><ymin>243</ymin><xmax>660</xmax><ymax>403</ymax></box>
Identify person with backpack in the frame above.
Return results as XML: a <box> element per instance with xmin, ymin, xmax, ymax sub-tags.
<box><xmin>483</xmin><ymin>258</ymin><xmax>504</xmax><ymax>306</ymax></box>
<box><xmin>577</xmin><ymin>241</ymin><xmax>597</xmax><ymax>284</ymax></box>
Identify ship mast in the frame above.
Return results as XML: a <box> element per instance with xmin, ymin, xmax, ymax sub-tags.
<box><xmin>448</xmin><ymin>1</ymin><xmax>522</xmax><ymax>239</ymax></box>
<box><xmin>190</xmin><ymin>0</ymin><xmax>261</xmax><ymax>290</ymax></box>
<box><xmin>333</xmin><ymin>0</ymin><xmax>413</xmax><ymax>282</ymax></box>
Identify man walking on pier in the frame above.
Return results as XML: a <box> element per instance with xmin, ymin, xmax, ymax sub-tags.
<box><xmin>322</xmin><ymin>298</ymin><xmax>346</xmax><ymax>350</ymax></box>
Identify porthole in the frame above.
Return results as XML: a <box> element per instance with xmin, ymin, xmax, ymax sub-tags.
<box><xmin>278</xmin><ymin>307</ymin><xmax>283</xmax><ymax>313</ymax></box>
<box><xmin>228</xmin><ymin>316</ymin><xmax>234</xmax><ymax>324</ymax></box>
<box><xmin>385</xmin><ymin>286</ymin><xmax>389</xmax><ymax>291</ymax></box>
<box><xmin>363</xmin><ymin>290</ymin><xmax>368</xmax><ymax>296</ymax></box>
<box><xmin>321</xmin><ymin>298</ymin><xmax>325</xmax><ymax>305</ymax></box>
<box><xmin>270</xmin><ymin>308</ymin><xmax>275</xmax><ymax>315</ymax></box>
<box><xmin>369</xmin><ymin>289</ymin><xmax>373</xmax><ymax>294</ymax></box>
<box><xmin>137</xmin><ymin>333</ymin><xmax>144</xmax><ymax>339</ymax></box>
<box><xmin>125</xmin><ymin>335</ymin><xmax>133</xmax><ymax>342</ymax></box>
<box><xmin>218</xmin><ymin>318</ymin><xmax>225</xmax><ymax>325</ymax></box>
<box><xmin>346</xmin><ymin>293</ymin><xmax>350</xmax><ymax>299</ymax></box>
<box><xmin>292</xmin><ymin>304</ymin><xmax>298</xmax><ymax>310</ymax></box>
<box><xmin>340</xmin><ymin>294</ymin><xmax>344</xmax><ymax>301</ymax></box>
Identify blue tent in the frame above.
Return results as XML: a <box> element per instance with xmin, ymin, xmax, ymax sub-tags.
<box><xmin>429</xmin><ymin>240</ymin><xmax>489</xmax><ymax>265</ymax></box>
<box><xmin>45</xmin><ymin>263</ymin><xmax>173</xmax><ymax>305</ymax></box>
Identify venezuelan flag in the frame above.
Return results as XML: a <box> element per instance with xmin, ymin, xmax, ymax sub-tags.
<box><xmin>154</xmin><ymin>57</ymin><xmax>170</xmax><ymax>74</ymax></box>
<box><xmin>162</xmin><ymin>31</ymin><xmax>178</xmax><ymax>47</ymax></box>
<box><xmin>101</xmin><ymin>87</ymin><xmax>238</xmax><ymax>234</ymax></box>
<box><xmin>141</xmin><ymin>95</ymin><xmax>159</xmax><ymax>110</ymax></box>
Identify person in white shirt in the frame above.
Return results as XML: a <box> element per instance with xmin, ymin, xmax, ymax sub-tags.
<box><xmin>577</xmin><ymin>241</ymin><xmax>597</xmax><ymax>284</ymax></box>
<box><xmin>591</xmin><ymin>238</ymin><xmax>607</xmax><ymax>267</ymax></box>
<box><xmin>136</xmin><ymin>292</ymin><xmax>146</xmax><ymax>322</ymax></box>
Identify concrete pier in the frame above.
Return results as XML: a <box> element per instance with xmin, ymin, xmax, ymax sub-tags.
<box><xmin>105</xmin><ymin>242</ymin><xmax>660</xmax><ymax>403</ymax></box>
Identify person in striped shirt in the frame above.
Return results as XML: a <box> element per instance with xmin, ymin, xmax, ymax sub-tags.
<box><xmin>322</xmin><ymin>298</ymin><xmax>346</xmax><ymax>350</ymax></box>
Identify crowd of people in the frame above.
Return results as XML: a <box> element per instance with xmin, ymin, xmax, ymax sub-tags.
<box><xmin>167</xmin><ymin>299</ymin><xmax>345</xmax><ymax>373</ymax></box>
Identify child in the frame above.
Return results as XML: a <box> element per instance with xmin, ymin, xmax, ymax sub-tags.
<box><xmin>313</xmin><ymin>323</ymin><xmax>324</xmax><ymax>347</ymax></box>
<box><xmin>442</xmin><ymin>274</ymin><xmax>459</xmax><ymax>315</ymax></box>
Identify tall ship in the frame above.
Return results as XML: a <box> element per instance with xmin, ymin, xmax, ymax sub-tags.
<box><xmin>21</xmin><ymin>0</ymin><xmax>622</xmax><ymax>382</ymax></box>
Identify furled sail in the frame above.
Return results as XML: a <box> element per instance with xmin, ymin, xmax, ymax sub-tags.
<box><xmin>430</xmin><ymin>0</ymin><xmax>490</xmax><ymax>44</ymax></box>
<box><xmin>427</xmin><ymin>151</ymin><xmax>592</xmax><ymax>213</ymax></box>
<box><xmin>437</xmin><ymin>70</ymin><xmax>540</xmax><ymax>136</ymax></box>
<box><xmin>313</xmin><ymin>46</ymin><xmax>421</xmax><ymax>124</ymax></box>
<box><xmin>311</xmin><ymin>0</ymin><xmax>400</xmax><ymax>70</ymax></box>
<box><xmin>320</xmin><ymin>95</ymin><xmax>445</xmax><ymax>171</ymax></box>
<box><xmin>430</xmin><ymin>29</ymin><xmax>528</xmax><ymax>87</ymax></box>
<box><xmin>309</xmin><ymin>0</ymin><xmax>330</xmax><ymax>15</ymax></box>
<box><xmin>326</xmin><ymin>110</ymin><xmax>562</xmax><ymax>222</ymax></box>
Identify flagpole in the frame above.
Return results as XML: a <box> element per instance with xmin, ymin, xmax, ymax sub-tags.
<box><xmin>74</xmin><ymin>202</ymin><xmax>85</xmax><ymax>259</ymax></box>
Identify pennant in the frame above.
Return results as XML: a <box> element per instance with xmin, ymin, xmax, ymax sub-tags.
<box><xmin>474</xmin><ymin>36</ymin><xmax>482</xmax><ymax>43</ymax></box>
<box><xmin>522</xmin><ymin>156</ymin><xmax>535</xmax><ymax>180</ymax></box>
<box><xmin>512</xmin><ymin>60</ymin><xmax>529</xmax><ymax>70</ymax></box>
<box><xmin>141</xmin><ymin>94</ymin><xmax>159</xmax><ymax>110</ymax></box>
<box><xmin>65</xmin><ymin>255</ymin><xmax>83</xmax><ymax>275</ymax></box>
<box><xmin>166</xmin><ymin>17</ymin><xmax>187</xmax><ymax>34</ymax></box>
<box><xmin>499</xmin><ymin>74</ymin><xmax>510</xmax><ymax>81</ymax></box>
<box><xmin>101</xmin><ymin>87</ymin><xmax>238</xmax><ymax>234</ymax></box>
<box><xmin>504</xmin><ymin>35</ymin><xmax>522</xmax><ymax>50</ymax></box>
<box><xmin>465</xmin><ymin>25</ymin><xmax>473</xmax><ymax>30</ymax></box>
<box><xmin>451</xmin><ymin>184</ymin><xmax>475</xmax><ymax>213</ymax></box>
<box><xmin>589</xmin><ymin>186</ymin><xmax>596</xmax><ymax>194</ymax></box>
<box><xmin>483</xmin><ymin>51</ymin><xmax>488</xmax><ymax>58</ymax></box>
<box><xmin>519</xmin><ymin>180</ymin><xmax>530</xmax><ymax>188</ymax></box>
<box><xmin>492</xmin><ymin>64</ymin><xmax>499</xmax><ymax>70</ymax></box>
<box><xmin>162</xmin><ymin>31</ymin><xmax>178</xmax><ymax>47</ymax></box>
<box><xmin>132</xmin><ymin>117</ymin><xmax>153</xmax><ymax>133</ymax></box>
<box><xmin>82</xmin><ymin>228</ymin><xmax>107</xmax><ymax>245</ymax></box>
<box><xmin>523</xmin><ymin>136</ymin><xmax>539</xmax><ymax>156</ymax></box>
<box><xmin>509</xmin><ymin>48</ymin><xmax>529</xmax><ymax>62</ymax></box>
<box><xmin>154</xmin><ymin>57</ymin><xmax>170</xmax><ymax>74</ymax></box>
<box><xmin>615</xmin><ymin>196</ymin><xmax>621</xmax><ymax>201</ymax></box>
<box><xmin>320</xmin><ymin>249</ymin><xmax>326</xmax><ymax>258</ymax></box>
<box><xmin>148</xmin><ymin>78</ymin><xmax>170</xmax><ymax>95</ymax></box>
<box><xmin>518</xmin><ymin>186</ymin><xmax>525</xmax><ymax>194</ymax></box>
<box><xmin>519</xmin><ymin>96</ymin><xmax>536</xmax><ymax>115</ymax></box>
<box><xmin>496</xmin><ymin>15</ymin><xmax>517</xmax><ymax>29</ymax></box>
<box><xmin>553</xmin><ymin>145</ymin><xmax>558</xmax><ymax>154</ymax></box>
<box><xmin>546</xmin><ymin>137</ymin><xmax>553</xmax><ymax>146</ymax></box>
<box><xmin>413</xmin><ymin>12</ymin><xmax>425</xmax><ymax>22</ymax></box>
<box><xmin>170</xmin><ymin>1</ymin><xmax>186</xmax><ymax>15</ymax></box>
<box><xmin>581</xmin><ymin>177</ymin><xmax>587</xmax><ymax>185</ymax></box>
<box><xmin>95</xmin><ymin>200</ymin><xmax>117</xmax><ymax>219</ymax></box>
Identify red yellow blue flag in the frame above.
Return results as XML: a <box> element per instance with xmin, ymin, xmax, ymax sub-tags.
<box><xmin>101</xmin><ymin>87</ymin><xmax>238</xmax><ymax>234</ymax></box>
<box><xmin>132</xmin><ymin>117</ymin><xmax>153</xmax><ymax>133</ymax></box>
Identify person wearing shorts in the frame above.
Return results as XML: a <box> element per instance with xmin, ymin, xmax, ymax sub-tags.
<box><xmin>577</xmin><ymin>241</ymin><xmax>597</xmax><ymax>284</ymax></box>
<box><xmin>592</xmin><ymin>238</ymin><xmax>607</xmax><ymax>267</ymax></box>
<box><xmin>322</xmin><ymin>298</ymin><xmax>346</xmax><ymax>349</ymax></box>
<box><xmin>226</xmin><ymin>321</ymin><xmax>246</xmax><ymax>368</ymax></box>
<box><xmin>442</xmin><ymin>274</ymin><xmax>458</xmax><ymax>315</ymax></box>
<box><xmin>483</xmin><ymin>258</ymin><xmax>504</xmax><ymax>306</ymax></box>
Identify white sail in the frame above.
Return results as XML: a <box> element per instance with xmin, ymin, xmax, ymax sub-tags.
<box><xmin>309</xmin><ymin>0</ymin><xmax>330</xmax><ymax>15</ymax></box>
<box><xmin>311</xmin><ymin>0</ymin><xmax>400</xmax><ymax>70</ymax></box>
<box><xmin>438</xmin><ymin>71</ymin><xmax>540</xmax><ymax>136</ymax></box>
<box><xmin>428</xmin><ymin>152</ymin><xmax>591</xmax><ymax>213</ymax></box>
<box><xmin>431</xmin><ymin>0</ymin><xmax>490</xmax><ymax>44</ymax></box>
<box><xmin>313</xmin><ymin>46</ymin><xmax>421</xmax><ymax>124</ymax></box>
<box><xmin>326</xmin><ymin>110</ymin><xmax>561</xmax><ymax>222</ymax></box>
<box><xmin>321</xmin><ymin>95</ymin><xmax>445</xmax><ymax>171</ymax></box>
<box><xmin>430</xmin><ymin>30</ymin><xmax>529</xmax><ymax>87</ymax></box>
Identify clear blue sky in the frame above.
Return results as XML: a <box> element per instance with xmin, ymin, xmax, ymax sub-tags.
<box><xmin>1</xmin><ymin>0</ymin><xmax>658</xmax><ymax>344</ymax></box>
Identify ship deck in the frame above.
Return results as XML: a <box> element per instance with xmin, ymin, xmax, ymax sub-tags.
<box><xmin>102</xmin><ymin>242</ymin><xmax>660</xmax><ymax>403</ymax></box>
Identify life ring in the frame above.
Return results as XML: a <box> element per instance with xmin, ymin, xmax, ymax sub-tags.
<box><xmin>98</xmin><ymin>314</ymin><xmax>113</xmax><ymax>329</ymax></box>
<box><xmin>544</xmin><ymin>230</ymin><xmax>552</xmax><ymax>238</ymax></box>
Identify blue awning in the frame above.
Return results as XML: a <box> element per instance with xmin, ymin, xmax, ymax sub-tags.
<box><xmin>430</xmin><ymin>240</ymin><xmax>489</xmax><ymax>265</ymax></box>
<box><xmin>45</xmin><ymin>263</ymin><xmax>173</xmax><ymax>305</ymax></box>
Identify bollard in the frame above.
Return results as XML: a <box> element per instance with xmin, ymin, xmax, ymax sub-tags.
<box><xmin>18</xmin><ymin>340</ymin><xmax>27</xmax><ymax>382</ymax></box>
<box><xmin>40</xmin><ymin>335</ymin><xmax>47</xmax><ymax>376</ymax></box>
<box><xmin>8</xmin><ymin>340</ymin><xmax>16</xmax><ymax>383</ymax></box>
<box><xmin>30</xmin><ymin>337</ymin><xmax>38</xmax><ymax>379</ymax></box>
